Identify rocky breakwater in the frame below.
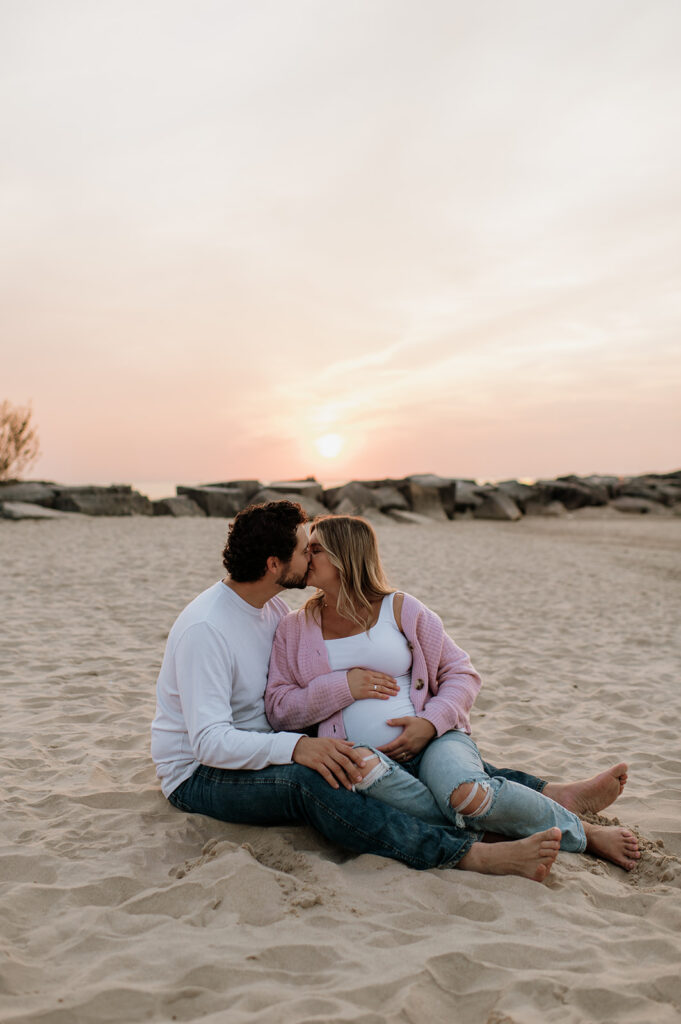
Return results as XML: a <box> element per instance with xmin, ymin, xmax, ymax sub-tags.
<box><xmin>0</xmin><ymin>483</ymin><xmax>153</xmax><ymax>520</ymax></box>
<box><xmin>2</xmin><ymin>471</ymin><xmax>680</xmax><ymax>522</ymax></box>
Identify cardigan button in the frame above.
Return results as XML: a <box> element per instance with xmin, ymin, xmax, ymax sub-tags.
<box><xmin>415</xmin><ymin>679</ymin><xmax>425</xmax><ymax>690</ymax></box>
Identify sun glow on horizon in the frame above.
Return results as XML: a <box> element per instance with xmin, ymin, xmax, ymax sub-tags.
<box><xmin>314</xmin><ymin>433</ymin><xmax>344</xmax><ymax>459</ymax></box>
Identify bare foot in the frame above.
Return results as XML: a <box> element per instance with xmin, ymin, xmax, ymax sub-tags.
<box><xmin>583</xmin><ymin>822</ymin><xmax>640</xmax><ymax>871</ymax></box>
<box><xmin>543</xmin><ymin>763</ymin><xmax>628</xmax><ymax>815</ymax></box>
<box><xmin>458</xmin><ymin>827</ymin><xmax>561</xmax><ymax>882</ymax></box>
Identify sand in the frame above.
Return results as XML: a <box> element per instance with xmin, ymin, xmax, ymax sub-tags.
<box><xmin>1</xmin><ymin>513</ymin><xmax>680</xmax><ymax>1023</ymax></box>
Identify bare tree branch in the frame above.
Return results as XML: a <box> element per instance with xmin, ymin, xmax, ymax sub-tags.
<box><xmin>0</xmin><ymin>401</ymin><xmax>41</xmax><ymax>481</ymax></box>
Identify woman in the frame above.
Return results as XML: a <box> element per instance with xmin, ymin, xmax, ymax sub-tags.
<box><xmin>265</xmin><ymin>515</ymin><xmax>639</xmax><ymax>871</ymax></box>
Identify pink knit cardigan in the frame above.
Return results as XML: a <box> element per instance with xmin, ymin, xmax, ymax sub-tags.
<box><xmin>265</xmin><ymin>592</ymin><xmax>481</xmax><ymax>740</ymax></box>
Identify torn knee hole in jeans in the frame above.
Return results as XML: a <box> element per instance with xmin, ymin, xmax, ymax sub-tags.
<box><xmin>354</xmin><ymin>755</ymin><xmax>392</xmax><ymax>793</ymax></box>
<box><xmin>450</xmin><ymin>780</ymin><xmax>493</xmax><ymax>818</ymax></box>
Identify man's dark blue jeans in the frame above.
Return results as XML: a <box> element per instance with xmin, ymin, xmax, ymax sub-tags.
<box><xmin>168</xmin><ymin>760</ymin><xmax>546</xmax><ymax>870</ymax></box>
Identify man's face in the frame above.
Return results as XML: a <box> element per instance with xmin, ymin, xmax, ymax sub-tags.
<box><xmin>276</xmin><ymin>523</ymin><xmax>311</xmax><ymax>590</ymax></box>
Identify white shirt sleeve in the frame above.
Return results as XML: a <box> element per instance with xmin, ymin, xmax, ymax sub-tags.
<box><xmin>175</xmin><ymin>621</ymin><xmax>302</xmax><ymax>770</ymax></box>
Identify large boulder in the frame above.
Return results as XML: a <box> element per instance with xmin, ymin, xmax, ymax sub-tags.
<box><xmin>614</xmin><ymin>475</ymin><xmax>681</xmax><ymax>506</ymax></box>
<box><xmin>472</xmin><ymin>492</ymin><xmax>522</xmax><ymax>521</ymax></box>
<box><xmin>53</xmin><ymin>485</ymin><xmax>153</xmax><ymax>516</ymax></box>
<box><xmin>266</xmin><ymin>479</ymin><xmax>324</xmax><ymax>502</ymax></box>
<box><xmin>610</xmin><ymin>496</ymin><xmax>667</xmax><ymax>515</ymax></box>
<box><xmin>535</xmin><ymin>479</ymin><xmax>607</xmax><ymax>510</ymax></box>
<box><xmin>202</xmin><ymin>480</ymin><xmax>262</xmax><ymax>502</ymax></box>
<box><xmin>555</xmin><ymin>475</ymin><xmax>610</xmax><ymax>505</ymax></box>
<box><xmin>385</xmin><ymin>509</ymin><xmax>438</xmax><ymax>526</ymax></box>
<box><xmin>0</xmin><ymin>481</ymin><xmax>59</xmax><ymax>507</ymax></box>
<box><xmin>580</xmin><ymin>475</ymin><xmax>620</xmax><ymax>498</ymax></box>
<box><xmin>407</xmin><ymin>475</ymin><xmax>457</xmax><ymax>519</ymax></box>
<box><xmin>371</xmin><ymin>485</ymin><xmax>410</xmax><ymax>512</ymax></box>
<box><xmin>496</xmin><ymin>480</ymin><xmax>541</xmax><ymax>512</ymax></box>
<box><xmin>153</xmin><ymin>496</ymin><xmax>206</xmax><ymax>517</ymax></box>
<box><xmin>453</xmin><ymin>480</ymin><xmax>485</xmax><ymax>514</ymax></box>
<box><xmin>402</xmin><ymin>480</ymin><xmax>447</xmax><ymax>521</ymax></box>
<box><xmin>524</xmin><ymin>499</ymin><xmax>567</xmax><ymax>517</ymax></box>
<box><xmin>251</xmin><ymin>489</ymin><xmax>327</xmax><ymax>518</ymax></box>
<box><xmin>322</xmin><ymin>482</ymin><xmax>378</xmax><ymax>513</ymax></box>
<box><xmin>0</xmin><ymin>501</ymin><xmax>71</xmax><ymax>520</ymax></box>
<box><xmin>361</xmin><ymin>475</ymin><xmax>455</xmax><ymax>519</ymax></box>
<box><xmin>176</xmin><ymin>485</ymin><xmax>246</xmax><ymax>517</ymax></box>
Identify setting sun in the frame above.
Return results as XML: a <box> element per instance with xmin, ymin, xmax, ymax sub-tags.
<box><xmin>314</xmin><ymin>433</ymin><xmax>344</xmax><ymax>459</ymax></box>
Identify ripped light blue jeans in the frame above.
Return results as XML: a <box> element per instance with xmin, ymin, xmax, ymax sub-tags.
<box><xmin>357</xmin><ymin>730</ymin><xmax>586</xmax><ymax>853</ymax></box>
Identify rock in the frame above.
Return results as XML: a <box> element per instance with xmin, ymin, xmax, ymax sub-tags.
<box><xmin>402</xmin><ymin>481</ymin><xmax>447</xmax><ymax>521</ymax></box>
<box><xmin>333</xmin><ymin>497</ymin><xmax>359</xmax><ymax>516</ymax></box>
<box><xmin>322</xmin><ymin>482</ymin><xmax>378</xmax><ymax>513</ymax></box>
<box><xmin>202</xmin><ymin>480</ymin><xmax>262</xmax><ymax>502</ymax></box>
<box><xmin>53</xmin><ymin>485</ymin><xmax>153</xmax><ymax>516</ymax></box>
<box><xmin>0</xmin><ymin>481</ymin><xmax>59</xmax><ymax>507</ymax></box>
<box><xmin>176</xmin><ymin>485</ymin><xmax>246</xmax><ymax>517</ymax></box>
<box><xmin>555</xmin><ymin>475</ymin><xmax>610</xmax><ymax>505</ymax></box>
<box><xmin>655</xmin><ymin>485</ymin><xmax>681</xmax><ymax>505</ymax></box>
<box><xmin>371</xmin><ymin>485</ymin><xmax>410</xmax><ymax>512</ymax></box>
<box><xmin>407</xmin><ymin>475</ymin><xmax>457</xmax><ymax>518</ymax></box>
<box><xmin>266</xmin><ymin>479</ymin><xmax>324</xmax><ymax>502</ymax></box>
<box><xmin>496</xmin><ymin>480</ymin><xmax>541</xmax><ymax>512</ymax></box>
<box><xmin>0</xmin><ymin>501</ymin><xmax>71</xmax><ymax>520</ymax></box>
<box><xmin>453</xmin><ymin>480</ymin><xmax>485</xmax><ymax>512</ymax></box>
<box><xmin>472</xmin><ymin>492</ymin><xmax>522</xmax><ymax>521</ymax></box>
<box><xmin>536</xmin><ymin>479</ymin><xmax>607</xmax><ymax>510</ymax></box>
<box><xmin>153</xmin><ymin>496</ymin><xmax>206</xmax><ymax>517</ymax></box>
<box><xmin>355</xmin><ymin>506</ymin><xmax>391</xmax><ymax>524</ymax></box>
<box><xmin>385</xmin><ymin>509</ymin><xmax>438</xmax><ymax>525</ymax></box>
<box><xmin>614</xmin><ymin>476</ymin><xmax>681</xmax><ymax>506</ymax></box>
<box><xmin>524</xmin><ymin>499</ymin><xmax>567</xmax><ymax>517</ymax></box>
<box><xmin>579</xmin><ymin>475</ymin><xmax>620</xmax><ymax>497</ymax></box>
<box><xmin>610</xmin><ymin>497</ymin><xmax>667</xmax><ymax>515</ymax></box>
<box><xmin>251</xmin><ymin>489</ymin><xmax>327</xmax><ymax>518</ymax></box>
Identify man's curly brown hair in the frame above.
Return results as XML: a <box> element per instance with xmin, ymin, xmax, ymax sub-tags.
<box><xmin>222</xmin><ymin>500</ymin><xmax>308</xmax><ymax>582</ymax></box>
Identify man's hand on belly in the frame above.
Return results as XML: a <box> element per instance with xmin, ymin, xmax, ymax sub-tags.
<box><xmin>377</xmin><ymin>716</ymin><xmax>436</xmax><ymax>762</ymax></box>
<box><xmin>292</xmin><ymin>737</ymin><xmax>366</xmax><ymax>789</ymax></box>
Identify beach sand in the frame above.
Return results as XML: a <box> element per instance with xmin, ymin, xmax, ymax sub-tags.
<box><xmin>1</xmin><ymin>514</ymin><xmax>680</xmax><ymax>1023</ymax></box>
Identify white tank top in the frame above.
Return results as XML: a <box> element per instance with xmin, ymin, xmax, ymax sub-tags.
<box><xmin>324</xmin><ymin>593</ymin><xmax>415</xmax><ymax>747</ymax></box>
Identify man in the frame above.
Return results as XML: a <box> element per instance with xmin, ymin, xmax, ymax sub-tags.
<box><xmin>151</xmin><ymin>501</ymin><xmax>629</xmax><ymax>880</ymax></box>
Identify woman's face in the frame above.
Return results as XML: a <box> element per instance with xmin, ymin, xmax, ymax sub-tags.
<box><xmin>307</xmin><ymin>529</ymin><xmax>340</xmax><ymax>591</ymax></box>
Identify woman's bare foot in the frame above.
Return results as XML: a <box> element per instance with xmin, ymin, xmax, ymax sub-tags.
<box><xmin>542</xmin><ymin>763</ymin><xmax>628</xmax><ymax>815</ymax></box>
<box><xmin>458</xmin><ymin>827</ymin><xmax>561</xmax><ymax>882</ymax></box>
<box><xmin>583</xmin><ymin>822</ymin><xmax>640</xmax><ymax>870</ymax></box>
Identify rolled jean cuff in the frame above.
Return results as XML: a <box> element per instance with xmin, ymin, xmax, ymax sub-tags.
<box><xmin>443</xmin><ymin>831</ymin><xmax>483</xmax><ymax>868</ymax></box>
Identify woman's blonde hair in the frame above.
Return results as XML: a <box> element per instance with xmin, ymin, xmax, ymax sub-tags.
<box><xmin>305</xmin><ymin>515</ymin><xmax>394</xmax><ymax>630</ymax></box>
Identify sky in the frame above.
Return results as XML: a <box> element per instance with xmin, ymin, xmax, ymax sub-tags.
<box><xmin>2</xmin><ymin>0</ymin><xmax>680</xmax><ymax>488</ymax></box>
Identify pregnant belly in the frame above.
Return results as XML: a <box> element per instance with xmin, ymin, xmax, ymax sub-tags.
<box><xmin>342</xmin><ymin>691</ymin><xmax>416</xmax><ymax>748</ymax></box>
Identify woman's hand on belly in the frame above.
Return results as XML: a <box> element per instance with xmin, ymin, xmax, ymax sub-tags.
<box><xmin>347</xmin><ymin>667</ymin><xmax>399</xmax><ymax>701</ymax></box>
<box><xmin>377</xmin><ymin>716</ymin><xmax>437</xmax><ymax>761</ymax></box>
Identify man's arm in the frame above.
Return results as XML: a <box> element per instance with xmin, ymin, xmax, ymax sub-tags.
<box><xmin>176</xmin><ymin>622</ymin><xmax>301</xmax><ymax>770</ymax></box>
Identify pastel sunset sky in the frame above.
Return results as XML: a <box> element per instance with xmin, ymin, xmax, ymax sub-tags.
<box><xmin>2</xmin><ymin>0</ymin><xmax>680</xmax><ymax>489</ymax></box>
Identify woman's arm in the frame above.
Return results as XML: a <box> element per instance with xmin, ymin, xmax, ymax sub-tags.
<box><xmin>378</xmin><ymin>593</ymin><xmax>480</xmax><ymax>760</ymax></box>
<box><xmin>418</xmin><ymin>613</ymin><xmax>482</xmax><ymax>735</ymax></box>
<box><xmin>396</xmin><ymin>596</ymin><xmax>480</xmax><ymax>735</ymax></box>
<box><xmin>265</xmin><ymin>619</ymin><xmax>354</xmax><ymax>731</ymax></box>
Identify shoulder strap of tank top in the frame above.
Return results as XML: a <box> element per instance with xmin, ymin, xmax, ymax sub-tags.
<box><xmin>391</xmin><ymin>591</ymin><xmax>405</xmax><ymax>634</ymax></box>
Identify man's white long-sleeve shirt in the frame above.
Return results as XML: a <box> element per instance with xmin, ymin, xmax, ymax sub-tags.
<box><xmin>151</xmin><ymin>582</ymin><xmax>302</xmax><ymax>797</ymax></box>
